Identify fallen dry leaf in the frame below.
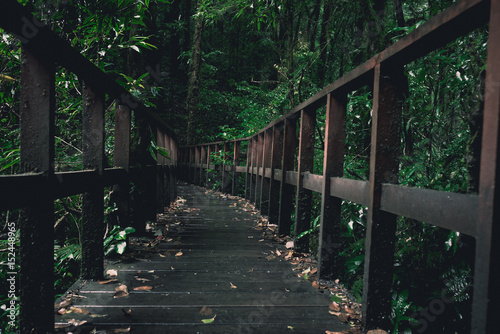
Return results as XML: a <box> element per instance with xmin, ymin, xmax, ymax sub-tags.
<box><xmin>122</xmin><ymin>308</ymin><xmax>132</xmax><ymax>316</ymax></box>
<box><xmin>113</xmin><ymin>290</ymin><xmax>129</xmax><ymax>298</ymax></box>
<box><xmin>230</xmin><ymin>282</ymin><xmax>237</xmax><ymax>289</ymax></box>
<box><xmin>115</xmin><ymin>284</ymin><xmax>128</xmax><ymax>292</ymax></box>
<box><xmin>312</xmin><ymin>281</ymin><xmax>320</xmax><ymax>289</ymax></box>
<box><xmin>338</xmin><ymin>313</ymin><xmax>351</xmax><ymax>323</ymax></box>
<box><xmin>66</xmin><ymin>319</ymin><xmax>87</xmax><ymax>326</ymax></box>
<box><xmin>367</xmin><ymin>330</ymin><xmax>388</xmax><ymax>334</ymax></box>
<box><xmin>325</xmin><ymin>331</ymin><xmax>343</xmax><ymax>334</ymax></box>
<box><xmin>276</xmin><ymin>249</ymin><xmax>282</xmax><ymax>256</ymax></box>
<box><xmin>329</xmin><ymin>301</ymin><xmax>341</xmax><ymax>312</ymax></box>
<box><xmin>199</xmin><ymin>306</ymin><xmax>213</xmax><ymax>316</ymax></box>
<box><xmin>55</xmin><ymin>298</ymin><xmax>72</xmax><ymax>309</ymax></box>
<box><xmin>345</xmin><ymin>305</ymin><xmax>355</xmax><ymax>314</ymax></box>
<box><xmin>69</xmin><ymin>307</ymin><xmax>91</xmax><ymax>315</ymax></box>
<box><xmin>133</xmin><ymin>286</ymin><xmax>153</xmax><ymax>291</ymax></box>
<box><xmin>54</xmin><ymin>324</ymin><xmax>71</xmax><ymax>329</ymax></box>
<box><xmin>329</xmin><ymin>310</ymin><xmax>341</xmax><ymax>316</ymax></box>
<box><xmin>99</xmin><ymin>278</ymin><xmax>118</xmax><ymax>284</ymax></box>
<box><xmin>106</xmin><ymin>269</ymin><xmax>118</xmax><ymax>277</ymax></box>
<box><xmin>285</xmin><ymin>241</ymin><xmax>294</xmax><ymax>249</ymax></box>
<box><xmin>135</xmin><ymin>277</ymin><xmax>151</xmax><ymax>282</ymax></box>
<box><xmin>113</xmin><ymin>328</ymin><xmax>131</xmax><ymax>333</ymax></box>
<box><xmin>175</xmin><ymin>251</ymin><xmax>183</xmax><ymax>257</ymax></box>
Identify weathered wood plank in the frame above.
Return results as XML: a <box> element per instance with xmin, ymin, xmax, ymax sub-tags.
<box><xmin>19</xmin><ymin>47</ymin><xmax>55</xmax><ymax>334</ymax></box>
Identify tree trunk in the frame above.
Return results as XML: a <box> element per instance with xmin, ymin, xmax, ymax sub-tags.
<box><xmin>186</xmin><ymin>13</ymin><xmax>204</xmax><ymax>145</ymax></box>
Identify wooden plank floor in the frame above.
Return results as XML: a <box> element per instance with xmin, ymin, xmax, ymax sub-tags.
<box><xmin>55</xmin><ymin>183</ymin><xmax>351</xmax><ymax>333</ymax></box>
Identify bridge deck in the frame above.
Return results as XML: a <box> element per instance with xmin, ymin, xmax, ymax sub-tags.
<box><xmin>54</xmin><ymin>183</ymin><xmax>353</xmax><ymax>333</ymax></box>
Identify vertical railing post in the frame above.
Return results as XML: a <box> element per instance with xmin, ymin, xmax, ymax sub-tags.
<box><xmin>199</xmin><ymin>145</ymin><xmax>205</xmax><ymax>186</ymax></box>
<box><xmin>245</xmin><ymin>139</ymin><xmax>253</xmax><ymax>199</ymax></box>
<box><xmin>472</xmin><ymin>2</ymin><xmax>500</xmax><ymax>332</ymax></box>
<box><xmin>255</xmin><ymin>133</ymin><xmax>263</xmax><ymax>209</ymax></box>
<box><xmin>362</xmin><ymin>63</ymin><xmax>403</xmax><ymax>330</ymax></box>
<box><xmin>113</xmin><ymin>102</ymin><xmax>131</xmax><ymax>228</ymax></box>
<box><xmin>260</xmin><ymin>129</ymin><xmax>272</xmax><ymax>215</ymax></box>
<box><xmin>81</xmin><ymin>82</ymin><xmax>105</xmax><ymax>279</ymax></box>
<box><xmin>232</xmin><ymin>141</ymin><xmax>241</xmax><ymax>196</ymax></box>
<box><xmin>278</xmin><ymin>118</ymin><xmax>297</xmax><ymax>235</ymax></box>
<box><xmin>163</xmin><ymin>133</ymin><xmax>170</xmax><ymax>205</ymax></box>
<box><xmin>19</xmin><ymin>48</ymin><xmax>55</xmax><ymax>333</ymax></box>
<box><xmin>194</xmin><ymin>146</ymin><xmax>201</xmax><ymax>185</ymax></box>
<box><xmin>156</xmin><ymin>127</ymin><xmax>165</xmax><ymax>211</ymax></box>
<box><xmin>269</xmin><ymin>124</ymin><xmax>284</xmax><ymax>225</ymax></box>
<box><xmin>318</xmin><ymin>93</ymin><xmax>347</xmax><ymax>281</ymax></box>
<box><xmin>207</xmin><ymin>145</ymin><xmax>212</xmax><ymax>187</ymax></box>
<box><xmin>189</xmin><ymin>147</ymin><xmax>195</xmax><ymax>183</ymax></box>
<box><xmin>294</xmin><ymin>109</ymin><xmax>316</xmax><ymax>252</ymax></box>
<box><xmin>171</xmin><ymin>138</ymin><xmax>178</xmax><ymax>199</ymax></box>
<box><xmin>222</xmin><ymin>142</ymin><xmax>230</xmax><ymax>193</ymax></box>
<box><xmin>249</xmin><ymin>137</ymin><xmax>257</xmax><ymax>203</ymax></box>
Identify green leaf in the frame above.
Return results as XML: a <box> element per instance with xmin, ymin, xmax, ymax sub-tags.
<box><xmin>201</xmin><ymin>315</ymin><xmax>216</xmax><ymax>324</ymax></box>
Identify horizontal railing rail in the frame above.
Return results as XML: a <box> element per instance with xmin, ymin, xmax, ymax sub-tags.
<box><xmin>179</xmin><ymin>0</ymin><xmax>499</xmax><ymax>332</ymax></box>
<box><xmin>0</xmin><ymin>1</ymin><xmax>178</xmax><ymax>332</ymax></box>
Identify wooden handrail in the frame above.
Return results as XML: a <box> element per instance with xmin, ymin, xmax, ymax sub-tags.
<box><xmin>0</xmin><ymin>1</ymin><xmax>179</xmax><ymax>332</ymax></box>
<box><xmin>178</xmin><ymin>0</ymin><xmax>499</xmax><ymax>332</ymax></box>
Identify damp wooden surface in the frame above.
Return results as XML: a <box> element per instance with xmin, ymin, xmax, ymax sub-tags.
<box><xmin>55</xmin><ymin>183</ymin><xmax>351</xmax><ymax>334</ymax></box>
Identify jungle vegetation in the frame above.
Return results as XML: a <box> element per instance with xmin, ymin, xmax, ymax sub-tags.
<box><xmin>0</xmin><ymin>0</ymin><xmax>487</xmax><ymax>332</ymax></box>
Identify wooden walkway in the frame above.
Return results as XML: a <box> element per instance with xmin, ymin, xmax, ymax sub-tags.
<box><xmin>54</xmin><ymin>183</ymin><xmax>352</xmax><ymax>333</ymax></box>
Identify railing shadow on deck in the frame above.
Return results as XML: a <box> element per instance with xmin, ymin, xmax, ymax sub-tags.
<box><xmin>0</xmin><ymin>1</ymin><xmax>178</xmax><ymax>332</ymax></box>
<box><xmin>179</xmin><ymin>0</ymin><xmax>500</xmax><ymax>333</ymax></box>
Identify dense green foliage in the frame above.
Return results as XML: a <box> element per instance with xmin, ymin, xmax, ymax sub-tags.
<box><xmin>0</xmin><ymin>0</ymin><xmax>489</xmax><ymax>332</ymax></box>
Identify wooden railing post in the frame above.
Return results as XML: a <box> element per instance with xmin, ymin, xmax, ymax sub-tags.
<box><xmin>255</xmin><ymin>133</ymin><xmax>263</xmax><ymax>209</ymax></box>
<box><xmin>81</xmin><ymin>82</ymin><xmax>105</xmax><ymax>280</ymax></box>
<box><xmin>194</xmin><ymin>146</ymin><xmax>201</xmax><ymax>185</ymax></box>
<box><xmin>232</xmin><ymin>141</ymin><xmax>241</xmax><ymax>196</ymax></box>
<box><xmin>169</xmin><ymin>137</ymin><xmax>177</xmax><ymax>200</ymax></box>
<box><xmin>362</xmin><ymin>63</ymin><xmax>403</xmax><ymax>330</ymax></box>
<box><xmin>268</xmin><ymin>124</ymin><xmax>283</xmax><ymax>225</ymax></box>
<box><xmin>222</xmin><ymin>142</ymin><xmax>231</xmax><ymax>193</ymax></box>
<box><xmin>245</xmin><ymin>139</ymin><xmax>253</xmax><ymax>199</ymax></box>
<box><xmin>294</xmin><ymin>109</ymin><xmax>316</xmax><ymax>252</ymax></box>
<box><xmin>260</xmin><ymin>129</ymin><xmax>272</xmax><ymax>215</ymax></box>
<box><xmin>249</xmin><ymin>137</ymin><xmax>258</xmax><ymax>203</ymax></box>
<box><xmin>318</xmin><ymin>93</ymin><xmax>347</xmax><ymax>281</ymax></box>
<box><xmin>472</xmin><ymin>1</ymin><xmax>500</xmax><ymax>332</ymax></box>
<box><xmin>162</xmin><ymin>132</ymin><xmax>170</xmax><ymax>205</ymax></box>
<box><xmin>278</xmin><ymin>118</ymin><xmax>297</xmax><ymax>235</ymax></box>
<box><xmin>157</xmin><ymin>127</ymin><xmax>166</xmax><ymax>211</ymax></box>
<box><xmin>19</xmin><ymin>48</ymin><xmax>55</xmax><ymax>333</ymax></box>
<box><xmin>112</xmin><ymin>102</ymin><xmax>131</xmax><ymax>228</ymax></box>
<box><xmin>189</xmin><ymin>147</ymin><xmax>195</xmax><ymax>183</ymax></box>
<box><xmin>199</xmin><ymin>145</ymin><xmax>206</xmax><ymax>186</ymax></box>
<box><xmin>206</xmin><ymin>145</ymin><xmax>212</xmax><ymax>187</ymax></box>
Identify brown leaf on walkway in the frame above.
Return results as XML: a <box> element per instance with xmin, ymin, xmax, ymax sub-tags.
<box><xmin>55</xmin><ymin>298</ymin><xmax>72</xmax><ymax>309</ymax></box>
<box><xmin>122</xmin><ymin>308</ymin><xmax>132</xmax><ymax>316</ymax></box>
<box><xmin>345</xmin><ymin>305</ymin><xmax>355</xmax><ymax>314</ymax></box>
<box><xmin>67</xmin><ymin>319</ymin><xmax>87</xmax><ymax>326</ymax></box>
<box><xmin>113</xmin><ymin>290</ymin><xmax>129</xmax><ymax>298</ymax></box>
<box><xmin>135</xmin><ymin>277</ymin><xmax>151</xmax><ymax>282</ymax></box>
<box><xmin>115</xmin><ymin>284</ymin><xmax>128</xmax><ymax>292</ymax></box>
<box><xmin>175</xmin><ymin>251</ymin><xmax>183</xmax><ymax>257</ymax></box>
<box><xmin>310</xmin><ymin>268</ymin><xmax>317</xmax><ymax>275</ymax></box>
<box><xmin>199</xmin><ymin>306</ymin><xmax>213</xmax><ymax>316</ymax></box>
<box><xmin>366</xmin><ymin>330</ymin><xmax>388</xmax><ymax>334</ymax></box>
<box><xmin>285</xmin><ymin>241</ymin><xmax>294</xmax><ymax>249</ymax></box>
<box><xmin>54</xmin><ymin>324</ymin><xmax>71</xmax><ymax>329</ymax></box>
<box><xmin>69</xmin><ymin>306</ymin><xmax>91</xmax><ymax>315</ymax></box>
<box><xmin>99</xmin><ymin>278</ymin><xmax>118</xmax><ymax>284</ymax></box>
<box><xmin>329</xmin><ymin>301</ymin><xmax>341</xmax><ymax>312</ymax></box>
<box><xmin>56</xmin><ymin>308</ymin><xmax>67</xmax><ymax>315</ymax></box>
<box><xmin>325</xmin><ymin>331</ymin><xmax>342</xmax><ymax>334</ymax></box>
<box><xmin>312</xmin><ymin>281</ymin><xmax>320</xmax><ymax>289</ymax></box>
<box><xmin>328</xmin><ymin>310</ymin><xmax>341</xmax><ymax>316</ymax></box>
<box><xmin>338</xmin><ymin>313</ymin><xmax>350</xmax><ymax>323</ymax></box>
<box><xmin>276</xmin><ymin>249</ymin><xmax>282</xmax><ymax>256</ymax></box>
<box><xmin>230</xmin><ymin>282</ymin><xmax>237</xmax><ymax>289</ymax></box>
<box><xmin>106</xmin><ymin>269</ymin><xmax>118</xmax><ymax>277</ymax></box>
<box><xmin>113</xmin><ymin>328</ymin><xmax>131</xmax><ymax>333</ymax></box>
<box><xmin>133</xmin><ymin>285</ymin><xmax>153</xmax><ymax>291</ymax></box>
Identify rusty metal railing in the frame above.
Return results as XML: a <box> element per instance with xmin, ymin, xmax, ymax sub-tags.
<box><xmin>179</xmin><ymin>0</ymin><xmax>499</xmax><ymax>332</ymax></box>
<box><xmin>0</xmin><ymin>1</ymin><xmax>178</xmax><ymax>332</ymax></box>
